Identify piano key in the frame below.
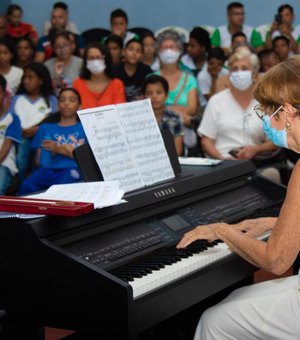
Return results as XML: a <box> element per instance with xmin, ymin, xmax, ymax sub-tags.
<box><xmin>129</xmin><ymin>243</ymin><xmax>231</xmax><ymax>299</ymax></box>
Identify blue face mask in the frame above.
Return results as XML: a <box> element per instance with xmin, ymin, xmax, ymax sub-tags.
<box><xmin>262</xmin><ymin>115</ymin><xmax>288</xmax><ymax>148</ymax></box>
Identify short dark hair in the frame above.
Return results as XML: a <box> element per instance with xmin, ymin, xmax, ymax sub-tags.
<box><xmin>6</xmin><ymin>4</ymin><xmax>22</xmax><ymax>16</ymax></box>
<box><xmin>231</xmin><ymin>31</ymin><xmax>247</xmax><ymax>43</ymax></box>
<box><xmin>53</xmin><ymin>30</ymin><xmax>71</xmax><ymax>44</ymax></box>
<box><xmin>0</xmin><ymin>74</ymin><xmax>7</xmax><ymax>93</ymax></box>
<box><xmin>58</xmin><ymin>87</ymin><xmax>81</xmax><ymax>105</ymax></box>
<box><xmin>207</xmin><ymin>47</ymin><xmax>227</xmax><ymax>62</ymax></box>
<box><xmin>110</xmin><ymin>9</ymin><xmax>128</xmax><ymax>24</ymax></box>
<box><xmin>227</xmin><ymin>2</ymin><xmax>244</xmax><ymax>12</ymax></box>
<box><xmin>104</xmin><ymin>34</ymin><xmax>124</xmax><ymax>49</ymax></box>
<box><xmin>278</xmin><ymin>4</ymin><xmax>293</xmax><ymax>15</ymax></box>
<box><xmin>189</xmin><ymin>27</ymin><xmax>211</xmax><ymax>51</ymax></box>
<box><xmin>53</xmin><ymin>2</ymin><xmax>68</xmax><ymax>11</ymax></box>
<box><xmin>125</xmin><ymin>37</ymin><xmax>142</xmax><ymax>50</ymax></box>
<box><xmin>81</xmin><ymin>43</ymin><xmax>114</xmax><ymax>79</ymax></box>
<box><xmin>141</xmin><ymin>75</ymin><xmax>169</xmax><ymax>95</ymax></box>
<box><xmin>272</xmin><ymin>35</ymin><xmax>290</xmax><ymax>48</ymax></box>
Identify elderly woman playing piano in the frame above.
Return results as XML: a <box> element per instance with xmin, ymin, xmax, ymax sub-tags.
<box><xmin>177</xmin><ymin>55</ymin><xmax>300</xmax><ymax>340</ymax></box>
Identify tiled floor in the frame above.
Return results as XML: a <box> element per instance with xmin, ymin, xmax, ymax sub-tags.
<box><xmin>44</xmin><ymin>268</ymin><xmax>294</xmax><ymax>340</ymax></box>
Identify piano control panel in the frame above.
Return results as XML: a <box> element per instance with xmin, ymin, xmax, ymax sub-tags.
<box><xmin>65</xmin><ymin>184</ymin><xmax>277</xmax><ymax>271</ymax></box>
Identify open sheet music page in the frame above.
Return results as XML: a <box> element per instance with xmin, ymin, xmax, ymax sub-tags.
<box><xmin>116</xmin><ymin>99</ymin><xmax>174</xmax><ymax>186</ymax></box>
<box><xmin>77</xmin><ymin>99</ymin><xmax>175</xmax><ymax>192</ymax></box>
<box><xmin>78</xmin><ymin>105</ymin><xmax>144</xmax><ymax>192</ymax></box>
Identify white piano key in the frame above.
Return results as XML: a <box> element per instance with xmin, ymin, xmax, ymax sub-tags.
<box><xmin>129</xmin><ymin>243</ymin><xmax>232</xmax><ymax>299</ymax></box>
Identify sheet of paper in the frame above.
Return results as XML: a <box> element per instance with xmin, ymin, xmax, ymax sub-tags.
<box><xmin>116</xmin><ymin>99</ymin><xmax>175</xmax><ymax>186</ymax></box>
<box><xmin>77</xmin><ymin>106</ymin><xmax>144</xmax><ymax>192</ymax></box>
<box><xmin>29</xmin><ymin>181</ymin><xmax>125</xmax><ymax>209</ymax></box>
<box><xmin>178</xmin><ymin>157</ymin><xmax>223</xmax><ymax>166</ymax></box>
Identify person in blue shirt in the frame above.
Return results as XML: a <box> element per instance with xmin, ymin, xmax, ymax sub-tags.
<box><xmin>0</xmin><ymin>74</ymin><xmax>21</xmax><ymax>194</ymax></box>
<box><xmin>19</xmin><ymin>88</ymin><xmax>87</xmax><ymax>195</ymax></box>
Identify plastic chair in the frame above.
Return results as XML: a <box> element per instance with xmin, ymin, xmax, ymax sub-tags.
<box><xmin>200</xmin><ymin>25</ymin><xmax>215</xmax><ymax>37</ymax></box>
<box><xmin>129</xmin><ymin>27</ymin><xmax>154</xmax><ymax>39</ymax></box>
<box><xmin>81</xmin><ymin>28</ymin><xmax>111</xmax><ymax>44</ymax></box>
<box><xmin>155</xmin><ymin>26</ymin><xmax>189</xmax><ymax>43</ymax></box>
<box><xmin>256</xmin><ymin>24</ymin><xmax>271</xmax><ymax>42</ymax></box>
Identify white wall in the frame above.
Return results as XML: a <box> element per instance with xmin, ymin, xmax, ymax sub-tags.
<box><xmin>4</xmin><ymin>0</ymin><xmax>300</xmax><ymax>36</ymax></box>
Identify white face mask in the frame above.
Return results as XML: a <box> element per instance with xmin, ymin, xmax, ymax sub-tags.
<box><xmin>229</xmin><ymin>70</ymin><xmax>253</xmax><ymax>91</ymax></box>
<box><xmin>86</xmin><ymin>59</ymin><xmax>106</xmax><ymax>74</ymax></box>
<box><xmin>159</xmin><ymin>49</ymin><xmax>181</xmax><ymax>64</ymax></box>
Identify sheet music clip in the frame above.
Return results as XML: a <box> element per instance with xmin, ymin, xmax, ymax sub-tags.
<box><xmin>0</xmin><ymin>196</ymin><xmax>94</xmax><ymax>217</ymax></box>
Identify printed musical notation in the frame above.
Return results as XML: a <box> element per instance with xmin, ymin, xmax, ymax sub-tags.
<box><xmin>77</xmin><ymin>99</ymin><xmax>175</xmax><ymax>192</ymax></box>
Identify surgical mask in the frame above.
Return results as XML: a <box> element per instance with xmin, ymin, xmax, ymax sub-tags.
<box><xmin>86</xmin><ymin>59</ymin><xmax>106</xmax><ymax>74</ymax></box>
<box><xmin>262</xmin><ymin>115</ymin><xmax>288</xmax><ymax>148</ymax></box>
<box><xmin>159</xmin><ymin>49</ymin><xmax>181</xmax><ymax>64</ymax></box>
<box><xmin>230</xmin><ymin>70</ymin><xmax>253</xmax><ymax>91</ymax></box>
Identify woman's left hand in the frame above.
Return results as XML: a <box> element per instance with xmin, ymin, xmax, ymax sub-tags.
<box><xmin>176</xmin><ymin>222</ymin><xmax>228</xmax><ymax>248</ymax></box>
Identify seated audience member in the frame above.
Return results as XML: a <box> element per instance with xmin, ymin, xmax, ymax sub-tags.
<box><xmin>0</xmin><ymin>75</ymin><xmax>21</xmax><ymax>195</ymax></box>
<box><xmin>155</xmin><ymin>29</ymin><xmax>198</xmax><ymax>154</ymax></box>
<box><xmin>45</xmin><ymin>31</ymin><xmax>82</xmax><ymax>95</ymax></box>
<box><xmin>257</xmin><ymin>48</ymin><xmax>280</xmax><ymax>72</ymax></box>
<box><xmin>35</xmin><ymin>14</ymin><xmax>85</xmax><ymax>63</ymax></box>
<box><xmin>6</xmin><ymin>4</ymin><xmax>38</xmax><ymax>45</ymax></box>
<box><xmin>0</xmin><ymin>16</ymin><xmax>10</xmax><ymax>40</ymax></box>
<box><xmin>103</xmin><ymin>34</ymin><xmax>123</xmax><ymax>66</ymax></box>
<box><xmin>211</xmin><ymin>2</ymin><xmax>264</xmax><ymax>55</ymax></box>
<box><xmin>43</xmin><ymin>2</ymin><xmax>79</xmax><ymax>35</ymax></box>
<box><xmin>114</xmin><ymin>38</ymin><xmax>152</xmax><ymax>102</ymax></box>
<box><xmin>230</xmin><ymin>31</ymin><xmax>251</xmax><ymax>53</ymax></box>
<box><xmin>272</xmin><ymin>35</ymin><xmax>291</xmax><ymax>61</ymax></box>
<box><xmin>141</xmin><ymin>32</ymin><xmax>160</xmax><ymax>71</ymax></box>
<box><xmin>142</xmin><ymin>74</ymin><xmax>184</xmax><ymax>156</ymax></box>
<box><xmin>265</xmin><ymin>4</ymin><xmax>300</xmax><ymax>54</ymax></box>
<box><xmin>180</xmin><ymin>26</ymin><xmax>211</xmax><ymax>76</ymax></box>
<box><xmin>197</xmin><ymin>47</ymin><xmax>228</xmax><ymax>109</ymax></box>
<box><xmin>16</xmin><ymin>36</ymin><xmax>35</xmax><ymax>69</ymax></box>
<box><xmin>198</xmin><ymin>48</ymin><xmax>280</xmax><ymax>180</ymax></box>
<box><xmin>103</xmin><ymin>8</ymin><xmax>138</xmax><ymax>47</ymax></box>
<box><xmin>0</xmin><ymin>39</ymin><xmax>23</xmax><ymax>95</ymax></box>
<box><xmin>73</xmin><ymin>43</ymin><xmax>125</xmax><ymax>109</ymax></box>
<box><xmin>19</xmin><ymin>88</ymin><xmax>86</xmax><ymax>195</ymax></box>
<box><xmin>10</xmin><ymin>62</ymin><xmax>57</xmax><ymax>180</ymax></box>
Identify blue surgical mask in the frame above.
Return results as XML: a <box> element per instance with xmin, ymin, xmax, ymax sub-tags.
<box><xmin>262</xmin><ymin>115</ymin><xmax>288</xmax><ymax>148</ymax></box>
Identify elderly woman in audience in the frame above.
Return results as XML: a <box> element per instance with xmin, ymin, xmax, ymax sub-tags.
<box><xmin>73</xmin><ymin>43</ymin><xmax>125</xmax><ymax>109</ymax></box>
<box><xmin>198</xmin><ymin>48</ymin><xmax>280</xmax><ymax>181</ymax></box>
<box><xmin>45</xmin><ymin>30</ymin><xmax>82</xmax><ymax>95</ymax></box>
<box><xmin>154</xmin><ymin>29</ymin><xmax>198</xmax><ymax>154</ymax></box>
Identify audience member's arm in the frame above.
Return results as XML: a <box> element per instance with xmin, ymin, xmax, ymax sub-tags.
<box><xmin>236</xmin><ymin>141</ymin><xmax>278</xmax><ymax>160</ymax></box>
<box><xmin>201</xmin><ymin>135</ymin><xmax>225</xmax><ymax>160</ymax></box>
<box><xmin>167</xmin><ymin>88</ymin><xmax>198</xmax><ymax>125</ymax></box>
<box><xmin>42</xmin><ymin>139</ymin><xmax>75</xmax><ymax>159</ymax></box>
<box><xmin>0</xmin><ymin>139</ymin><xmax>13</xmax><ymax>163</ymax></box>
<box><xmin>174</xmin><ymin>135</ymin><xmax>184</xmax><ymax>156</ymax></box>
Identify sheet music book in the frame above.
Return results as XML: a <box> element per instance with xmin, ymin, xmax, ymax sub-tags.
<box><xmin>77</xmin><ymin>99</ymin><xmax>175</xmax><ymax>192</ymax></box>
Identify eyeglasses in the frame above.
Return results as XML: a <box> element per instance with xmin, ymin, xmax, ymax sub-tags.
<box><xmin>254</xmin><ymin>104</ymin><xmax>282</xmax><ymax>121</ymax></box>
<box><xmin>54</xmin><ymin>44</ymin><xmax>71</xmax><ymax>51</ymax></box>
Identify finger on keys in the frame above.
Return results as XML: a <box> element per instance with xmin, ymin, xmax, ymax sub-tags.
<box><xmin>176</xmin><ymin>231</ymin><xmax>196</xmax><ymax>249</ymax></box>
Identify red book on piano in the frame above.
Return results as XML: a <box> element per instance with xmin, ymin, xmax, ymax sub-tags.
<box><xmin>0</xmin><ymin>196</ymin><xmax>94</xmax><ymax>217</ymax></box>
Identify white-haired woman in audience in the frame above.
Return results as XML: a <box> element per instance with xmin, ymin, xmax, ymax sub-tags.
<box><xmin>154</xmin><ymin>29</ymin><xmax>199</xmax><ymax>155</ymax></box>
<box><xmin>198</xmin><ymin>48</ymin><xmax>280</xmax><ymax>180</ymax></box>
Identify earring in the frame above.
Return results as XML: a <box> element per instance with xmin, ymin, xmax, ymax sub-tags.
<box><xmin>285</xmin><ymin>121</ymin><xmax>291</xmax><ymax>130</ymax></box>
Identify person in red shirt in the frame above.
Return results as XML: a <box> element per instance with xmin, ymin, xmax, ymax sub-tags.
<box><xmin>6</xmin><ymin>4</ymin><xmax>38</xmax><ymax>45</ymax></box>
<box><xmin>73</xmin><ymin>43</ymin><xmax>125</xmax><ymax>109</ymax></box>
